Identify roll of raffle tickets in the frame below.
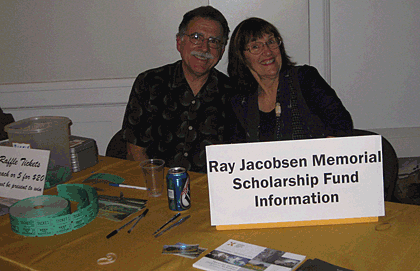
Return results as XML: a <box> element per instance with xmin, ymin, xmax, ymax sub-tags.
<box><xmin>9</xmin><ymin>184</ymin><xmax>98</xmax><ymax>237</ymax></box>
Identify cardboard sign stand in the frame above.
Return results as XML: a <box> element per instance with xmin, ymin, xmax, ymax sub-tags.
<box><xmin>215</xmin><ymin>216</ymin><xmax>378</xmax><ymax>231</ymax></box>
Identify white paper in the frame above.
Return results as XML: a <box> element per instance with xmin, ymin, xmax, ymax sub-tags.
<box><xmin>0</xmin><ymin>146</ymin><xmax>50</xmax><ymax>200</ymax></box>
<box><xmin>206</xmin><ymin>136</ymin><xmax>385</xmax><ymax>226</ymax></box>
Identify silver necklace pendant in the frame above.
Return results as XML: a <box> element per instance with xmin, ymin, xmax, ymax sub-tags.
<box><xmin>275</xmin><ymin>102</ymin><xmax>281</xmax><ymax>117</ymax></box>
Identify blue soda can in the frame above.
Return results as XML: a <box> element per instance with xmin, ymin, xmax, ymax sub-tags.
<box><xmin>166</xmin><ymin>167</ymin><xmax>190</xmax><ymax>211</ymax></box>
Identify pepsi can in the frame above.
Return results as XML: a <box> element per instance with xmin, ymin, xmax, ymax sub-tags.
<box><xmin>166</xmin><ymin>167</ymin><xmax>190</xmax><ymax>211</ymax></box>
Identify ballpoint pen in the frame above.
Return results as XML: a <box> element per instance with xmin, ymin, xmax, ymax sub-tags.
<box><xmin>109</xmin><ymin>183</ymin><xmax>147</xmax><ymax>190</ymax></box>
<box><xmin>106</xmin><ymin>208</ymin><xmax>149</xmax><ymax>239</ymax></box>
<box><xmin>154</xmin><ymin>215</ymin><xmax>191</xmax><ymax>238</ymax></box>
<box><xmin>152</xmin><ymin>213</ymin><xmax>181</xmax><ymax>235</ymax></box>
<box><xmin>128</xmin><ymin>209</ymin><xmax>149</xmax><ymax>233</ymax></box>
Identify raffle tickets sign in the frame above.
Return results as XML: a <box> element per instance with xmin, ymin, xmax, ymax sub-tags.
<box><xmin>0</xmin><ymin>146</ymin><xmax>50</xmax><ymax>200</ymax></box>
<box><xmin>206</xmin><ymin>136</ymin><xmax>385</xmax><ymax>229</ymax></box>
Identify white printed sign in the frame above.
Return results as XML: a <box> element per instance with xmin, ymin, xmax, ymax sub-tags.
<box><xmin>0</xmin><ymin>146</ymin><xmax>50</xmax><ymax>200</ymax></box>
<box><xmin>206</xmin><ymin>136</ymin><xmax>385</xmax><ymax>226</ymax></box>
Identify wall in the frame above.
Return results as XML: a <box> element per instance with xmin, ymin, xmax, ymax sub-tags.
<box><xmin>1</xmin><ymin>1</ymin><xmax>419</xmax><ymax>157</ymax></box>
<box><xmin>330</xmin><ymin>0</ymin><xmax>420</xmax><ymax>130</ymax></box>
<box><xmin>0</xmin><ymin>0</ymin><xmax>309</xmax><ymax>155</ymax></box>
<box><xmin>0</xmin><ymin>0</ymin><xmax>204</xmax><ymax>83</ymax></box>
<box><xmin>212</xmin><ymin>0</ymin><xmax>309</xmax><ymax>73</ymax></box>
<box><xmin>309</xmin><ymin>1</ymin><xmax>420</xmax><ymax>157</ymax></box>
<box><xmin>0</xmin><ymin>79</ymin><xmax>132</xmax><ymax>154</ymax></box>
<box><xmin>0</xmin><ymin>0</ymin><xmax>206</xmax><ymax>155</ymax></box>
<box><xmin>330</xmin><ymin>0</ymin><xmax>420</xmax><ymax>157</ymax></box>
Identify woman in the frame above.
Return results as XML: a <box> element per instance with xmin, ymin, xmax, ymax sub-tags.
<box><xmin>226</xmin><ymin>17</ymin><xmax>353</xmax><ymax>143</ymax></box>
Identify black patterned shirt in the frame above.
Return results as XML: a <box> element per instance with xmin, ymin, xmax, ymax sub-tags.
<box><xmin>122</xmin><ymin>61</ymin><xmax>231</xmax><ymax>173</ymax></box>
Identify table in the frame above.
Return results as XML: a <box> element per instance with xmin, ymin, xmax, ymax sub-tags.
<box><xmin>1</xmin><ymin>156</ymin><xmax>419</xmax><ymax>271</ymax></box>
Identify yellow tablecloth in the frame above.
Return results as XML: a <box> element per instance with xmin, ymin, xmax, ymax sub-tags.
<box><xmin>1</xmin><ymin>156</ymin><xmax>419</xmax><ymax>271</ymax></box>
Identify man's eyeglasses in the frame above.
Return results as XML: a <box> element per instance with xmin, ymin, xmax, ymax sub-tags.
<box><xmin>185</xmin><ymin>33</ymin><xmax>223</xmax><ymax>49</ymax></box>
<box><xmin>246</xmin><ymin>37</ymin><xmax>282</xmax><ymax>55</ymax></box>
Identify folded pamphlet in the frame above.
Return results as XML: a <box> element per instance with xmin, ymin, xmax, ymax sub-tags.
<box><xmin>193</xmin><ymin>239</ymin><xmax>305</xmax><ymax>271</ymax></box>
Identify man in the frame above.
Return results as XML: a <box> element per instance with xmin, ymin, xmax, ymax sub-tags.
<box><xmin>122</xmin><ymin>6</ymin><xmax>231</xmax><ymax>173</ymax></box>
<box><xmin>0</xmin><ymin>107</ymin><xmax>14</xmax><ymax>141</ymax></box>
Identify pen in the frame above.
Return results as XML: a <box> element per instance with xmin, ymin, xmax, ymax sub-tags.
<box><xmin>128</xmin><ymin>209</ymin><xmax>149</xmax><ymax>233</ymax></box>
<box><xmin>152</xmin><ymin>213</ymin><xmax>181</xmax><ymax>235</ymax></box>
<box><xmin>154</xmin><ymin>215</ymin><xmax>191</xmax><ymax>238</ymax></box>
<box><xmin>106</xmin><ymin>208</ymin><xmax>149</xmax><ymax>239</ymax></box>
<box><xmin>109</xmin><ymin>183</ymin><xmax>147</xmax><ymax>190</ymax></box>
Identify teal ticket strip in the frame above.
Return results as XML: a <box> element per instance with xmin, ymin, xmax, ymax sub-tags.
<box><xmin>84</xmin><ymin>173</ymin><xmax>125</xmax><ymax>184</ymax></box>
<box><xmin>9</xmin><ymin>184</ymin><xmax>99</xmax><ymax>237</ymax></box>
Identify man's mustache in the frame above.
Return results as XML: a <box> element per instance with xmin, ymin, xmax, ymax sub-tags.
<box><xmin>191</xmin><ymin>51</ymin><xmax>214</xmax><ymax>60</ymax></box>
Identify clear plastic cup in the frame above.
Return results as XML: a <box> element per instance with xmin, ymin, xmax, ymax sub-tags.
<box><xmin>139</xmin><ymin>159</ymin><xmax>165</xmax><ymax>197</ymax></box>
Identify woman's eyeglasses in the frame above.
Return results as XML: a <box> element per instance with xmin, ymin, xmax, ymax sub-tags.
<box><xmin>246</xmin><ymin>38</ymin><xmax>282</xmax><ymax>55</ymax></box>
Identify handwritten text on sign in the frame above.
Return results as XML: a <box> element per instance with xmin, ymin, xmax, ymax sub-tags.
<box><xmin>206</xmin><ymin>136</ymin><xmax>385</xmax><ymax>226</ymax></box>
<box><xmin>0</xmin><ymin>146</ymin><xmax>50</xmax><ymax>200</ymax></box>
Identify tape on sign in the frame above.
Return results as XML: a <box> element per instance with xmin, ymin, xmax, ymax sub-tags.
<box><xmin>9</xmin><ymin>184</ymin><xmax>98</xmax><ymax>237</ymax></box>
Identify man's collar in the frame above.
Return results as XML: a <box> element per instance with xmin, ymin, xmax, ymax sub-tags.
<box><xmin>171</xmin><ymin>60</ymin><xmax>188</xmax><ymax>89</ymax></box>
<box><xmin>170</xmin><ymin>60</ymin><xmax>219</xmax><ymax>92</ymax></box>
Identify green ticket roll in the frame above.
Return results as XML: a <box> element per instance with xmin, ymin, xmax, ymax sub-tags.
<box><xmin>9</xmin><ymin>184</ymin><xmax>99</xmax><ymax>237</ymax></box>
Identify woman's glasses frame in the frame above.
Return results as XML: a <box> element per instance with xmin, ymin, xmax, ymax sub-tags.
<box><xmin>245</xmin><ymin>37</ymin><xmax>282</xmax><ymax>55</ymax></box>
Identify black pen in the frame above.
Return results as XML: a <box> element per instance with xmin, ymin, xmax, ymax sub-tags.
<box><xmin>128</xmin><ymin>209</ymin><xmax>149</xmax><ymax>233</ymax></box>
<box><xmin>152</xmin><ymin>213</ymin><xmax>181</xmax><ymax>235</ymax></box>
<box><xmin>106</xmin><ymin>208</ymin><xmax>149</xmax><ymax>239</ymax></box>
<box><xmin>154</xmin><ymin>215</ymin><xmax>191</xmax><ymax>238</ymax></box>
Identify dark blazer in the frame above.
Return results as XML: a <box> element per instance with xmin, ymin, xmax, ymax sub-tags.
<box><xmin>225</xmin><ymin>65</ymin><xmax>353</xmax><ymax>143</ymax></box>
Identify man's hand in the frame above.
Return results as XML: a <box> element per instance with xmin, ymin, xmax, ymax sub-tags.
<box><xmin>127</xmin><ymin>142</ymin><xmax>148</xmax><ymax>161</ymax></box>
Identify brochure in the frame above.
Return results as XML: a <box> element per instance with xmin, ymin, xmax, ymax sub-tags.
<box><xmin>97</xmin><ymin>199</ymin><xmax>145</xmax><ymax>222</ymax></box>
<box><xmin>193</xmin><ymin>239</ymin><xmax>305</xmax><ymax>271</ymax></box>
